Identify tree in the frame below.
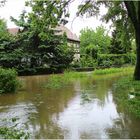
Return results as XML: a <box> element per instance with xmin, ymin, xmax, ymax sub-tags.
<box><xmin>124</xmin><ymin>2</ymin><xmax>140</xmax><ymax>80</ymax></box>
<box><xmin>109</xmin><ymin>26</ymin><xmax>132</xmax><ymax>54</ymax></box>
<box><xmin>0</xmin><ymin>18</ymin><xmax>9</xmax><ymax>38</ymax></box>
<box><xmin>0</xmin><ymin>19</ymin><xmax>23</xmax><ymax>69</ymax></box>
<box><xmin>0</xmin><ymin>0</ymin><xmax>74</xmax><ymax>74</ymax></box>
<box><xmin>80</xmin><ymin>26</ymin><xmax>111</xmax><ymax>57</ymax></box>
<box><xmin>0</xmin><ymin>0</ymin><xmax>6</xmax><ymax>7</ymax></box>
<box><xmin>77</xmin><ymin>1</ymin><xmax>140</xmax><ymax>80</ymax></box>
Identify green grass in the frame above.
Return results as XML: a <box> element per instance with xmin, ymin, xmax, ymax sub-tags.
<box><xmin>114</xmin><ymin>76</ymin><xmax>140</xmax><ymax>117</ymax></box>
<box><xmin>44</xmin><ymin>71</ymin><xmax>88</xmax><ymax>89</ymax></box>
<box><xmin>93</xmin><ymin>66</ymin><xmax>134</xmax><ymax>75</ymax></box>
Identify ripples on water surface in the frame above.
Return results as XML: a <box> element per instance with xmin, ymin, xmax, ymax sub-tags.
<box><xmin>0</xmin><ymin>73</ymin><xmax>140</xmax><ymax>139</ymax></box>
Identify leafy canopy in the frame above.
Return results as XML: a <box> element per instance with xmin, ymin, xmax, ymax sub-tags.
<box><xmin>80</xmin><ymin>26</ymin><xmax>111</xmax><ymax>56</ymax></box>
<box><xmin>0</xmin><ymin>0</ymin><xmax>74</xmax><ymax>74</ymax></box>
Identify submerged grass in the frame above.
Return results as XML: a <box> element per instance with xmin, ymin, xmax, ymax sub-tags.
<box><xmin>0</xmin><ymin>127</ymin><xmax>29</xmax><ymax>139</ymax></box>
<box><xmin>93</xmin><ymin>66</ymin><xmax>134</xmax><ymax>75</ymax></box>
<box><xmin>44</xmin><ymin>67</ymin><xmax>134</xmax><ymax>89</ymax></box>
<box><xmin>44</xmin><ymin>71</ymin><xmax>88</xmax><ymax>89</ymax></box>
<box><xmin>114</xmin><ymin>76</ymin><xmax>140</xmax><ymax>117</ymax></box>
<box><xmin>0</xmin><ymin>118</ymin><xmax>29</xmax><ymax>139</ymax></box>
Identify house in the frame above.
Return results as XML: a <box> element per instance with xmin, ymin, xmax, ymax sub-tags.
<box><xmin>55</xmin><ymin>25</ymin><xmax>80</xmax><ymax>61</ymax></box>
<box><xmin>8</xmin><ymin>25</ymin><xmax>80</xmax><ymax>61</ymax></box>
<box><xmin>8</xmin><ymin>28</ymin><xmax>20</xmax><ymax>35</ymax></box>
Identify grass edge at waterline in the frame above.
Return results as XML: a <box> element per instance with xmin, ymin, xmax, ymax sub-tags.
<box><xmin>114</xmin><ymin>76</ymin><xmax>140</xmax><ymax>118</ymax></box>
<box><xmin>93</xmin><ymin>66</ymin><xmax>134</xmax><ymax>75</ymax></box>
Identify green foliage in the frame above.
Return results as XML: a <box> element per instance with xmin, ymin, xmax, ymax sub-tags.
<box><xmin>0</xmin><ymin>19</ymin><xmax>11</xmax><ymax>40</ymax></box>
<box><xmin>109</xmin><ymin>28</ymin><xmax>132</xmax><ymax>54</ymax></box>
<box><xmin>0</xmin><ymin>1</ymin><xmax>74</xmax><ymax>75</ymax></box>
<box><xmin>79</xmin><ymin>25</ymin><xmax>135</xmax><ymax>69</ymax></box>
<box><xmin>79</xmin><ymin>56</ymin><xmax>97</xmax><ymax>68</ymax></box>
<box><xmin>80</xmin><ymin>26</ymin><xmax>111</xmax><ymax>55</ymax></box>
<box><xmin>0</xmin><ymin>19</ymin><xmax>7</xmax><ymax>36</ymax></box>
<box><xmin>0</xmin><ymin>127</ymin><xmax>29</xmax><ymax>139</ymax></box>
<box><xmin>78</xmin><ymin>0</ymin><xmax>140</xmax><ymax>80</ymax></box>
<box><xmin>0</xmin><ymin>68</ymin><xmax>19</xmax><ymax>94</ymax></box>
<box><xmin>114</xmin><ymin>76</ymin><xmax>140</xmax><ymax>117</ymax></box>
<box><xmin>78</xmin><ymin>1</ymin><xmax>134</xmax><ymax>44</ymax></box>
<box><xmin>0</xmin><ymin>117</ymin><xmax>29</xmax><ymax>139</ymax></box>
<box><xmin>97</xmin><ymin>53</ymin><xmax>136</xmax><ymax>68</ymax></box>
<box><xmin>93</xmin><ymin>67</ymin><xmax>134</xmax><ymax>75</ymax></box>
<box><xmin>44</xmin><ymin>74</ymin><xmax>69</xmax><ymax>89</ymax></box>
<box><xmin>73</xmin><ymin>53</ymin><xmax>136</xmax><ymax>69</ymax></box>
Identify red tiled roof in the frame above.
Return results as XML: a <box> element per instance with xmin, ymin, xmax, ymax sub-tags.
<box><xmin>8</xmin><ymin>26</ymin><xmax>80</xmax><ymax>42</ymax></box>
<box><xmin>8</xmin><ymin>28</ymin><xmax>19</xmax><ymax>35</ymax></box>
<box><xmin>55</xmin><ymin>25</ymin><xmax>80</xmax><ymax>42</ymax></box>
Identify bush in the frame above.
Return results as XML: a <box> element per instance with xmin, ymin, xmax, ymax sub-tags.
<box><xmin>0</xmin><ymin>68</ymin><xmax>19</xmax><ymax>94</ymax></box>
<box><xmin>72</xmin><ymin>56</ymin><xmax>97</xmax><ymax>68</ymax></box>
<box><xmin>97</xmin><ymin>53</ymin><xmax>136</xmax><ymax>68</ymax></box>
<box><xmin>80</xmin><ymin>56</ymin><xmax>97</xmax><ymax>68</ymax></box>
<box><xmin>125</xmin><ymin>53</ymin><xmax>136</xmax><ymax>65</ymax></box>
<box><xmin>72</xmin><ymin>53</ymin><xmax>136</xmax><ymax>69</ymax></box>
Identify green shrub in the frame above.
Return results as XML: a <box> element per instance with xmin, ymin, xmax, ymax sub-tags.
<box><xmin>97</xmin><ymin>53</ymin><xmax>136</xmax><ymax>68</ymax></box>
<box><xmin>80</xmin><ymin>56</ymin><xmax>97</xmax><ymax>68</ymax></box>
<box><xmin>125</xmin><ymin>53</ymin><xmax>136</xmax><ymax>65</ymax></box>
<box><xmin>0</xmin><ymin>68</ymin><xmax>19</xmax><ymax>94</ymax></box>
<box><xmin>71</xmin><ymin>56</ymin><xmax>97</xmax><ymax>68</ymax></box>
<box><xmin>72</xmin><ymin>53</ymin><xmax>136</xmax><ymax>69</ymax></box>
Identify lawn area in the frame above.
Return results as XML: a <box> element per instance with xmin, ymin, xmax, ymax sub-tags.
<box><xmin>114</xmin><ymin>76</ymin><xmax>140</xmax><ymax>117</ymax></box>
<box><xmin>93</xmin><ymin>66</ymin><xmax>134</xmax><ymax>75</ymax></box>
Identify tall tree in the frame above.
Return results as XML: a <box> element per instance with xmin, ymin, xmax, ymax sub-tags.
<box><xmin>80</xmin><ymin>26</ymin><xmax>111</xmax><ymax>56</ymax></box>
<box><xmin>77</xmin><ymin>1</ymin><xmax>140</xmax><ymax>80</ymax></box>
<box><xmin>124</xmin><ymin>2</ymin><xmax>140</xmax><ymax>80</ymax></box>
<box><xmin>0</xmin><ymin>18</ymin><xmax>8</xmax><ymax>38</ymax></box>
<box><xmin>12</xmin><ymin>0</ymin><xmax>73</xmax><ymax>71</ymax></box>
<box><xmin>0</xmin><ymin>0</ymin><xmax>74</xmax><ymax>74</ymax></box>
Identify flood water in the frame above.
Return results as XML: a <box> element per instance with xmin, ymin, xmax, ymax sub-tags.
<box><xmin>0</xmin><ymin>73</ymin><xmax>140</xmax><ymax>139</ymax></box>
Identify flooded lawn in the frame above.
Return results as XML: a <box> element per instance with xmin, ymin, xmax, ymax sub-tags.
<box><xmin>0</xmin><ymin>73</ymin><xmax>140</xmax><ymax>139</ymax></box>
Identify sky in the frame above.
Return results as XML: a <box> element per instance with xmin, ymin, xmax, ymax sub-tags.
<box><xmin>0</xmin><ymin>0</ymin><xmax>112</xmax><ymax>36</ymax></box>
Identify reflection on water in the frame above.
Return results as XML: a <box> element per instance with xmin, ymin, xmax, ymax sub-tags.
<box><xmin>58</xmin><ymin>92</ymin><xmax>119</xmax><ymax>139</ymax></box>
<box><xmin>0</xmin><ymin>74</ymin><xmax>140</xmax><ymax>139</ymax></box>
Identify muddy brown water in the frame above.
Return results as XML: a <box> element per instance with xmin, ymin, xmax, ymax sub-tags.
<box><xmin>0</xmin><ymin>73</ymin><xmax>140</xmax><ymax>139</ymax></box>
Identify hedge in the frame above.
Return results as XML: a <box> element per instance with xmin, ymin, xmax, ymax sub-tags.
<box><xmin>97</xmin><ymin>53</ymin><xmax>136</xmax><ymax>68</ymax></box>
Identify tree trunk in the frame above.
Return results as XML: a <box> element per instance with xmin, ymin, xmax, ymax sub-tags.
<box><xmin>134</xmin><ymin>25</ymin><xmax>140</xmax><ymax>80</ymax></box>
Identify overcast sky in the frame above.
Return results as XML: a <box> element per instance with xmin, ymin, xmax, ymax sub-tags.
<box><xmin>0</xmin><ymin>0</ymin><xmax>111</xmax><ymax>36</ymax></box>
